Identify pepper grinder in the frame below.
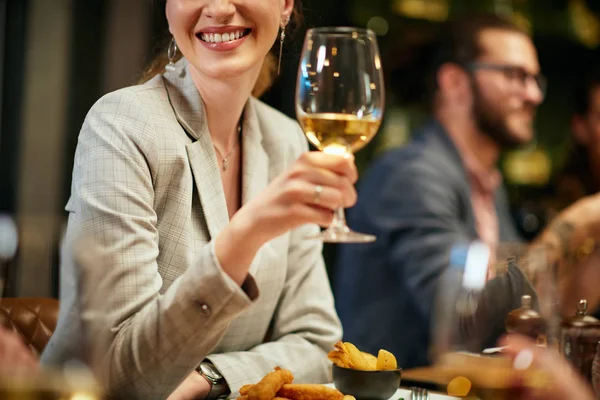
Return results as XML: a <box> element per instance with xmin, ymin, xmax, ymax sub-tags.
<box><xmin>560</xmin><ymin>299</ymin><xmax>600</xmax><ymax>383</ymax></box>
<box><xmin>505</xmin><ymin>295</ymin><xmax>545</xmax><ymax>340</ymax></box>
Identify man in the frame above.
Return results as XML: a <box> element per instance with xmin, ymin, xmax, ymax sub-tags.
<box><xmin>335</xmin><ymin>14</ymin><xmax>600</xmax><ymax>369</ymax></box>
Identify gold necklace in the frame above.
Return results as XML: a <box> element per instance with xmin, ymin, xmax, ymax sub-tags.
<box><xmin>214</xmin><ymin>124</ymin><xmax>241</xmax><ymax>172</ymax></box>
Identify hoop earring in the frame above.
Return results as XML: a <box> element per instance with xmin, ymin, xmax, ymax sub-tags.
<box><xmin>165</xmin><ymin>37</ymin><xmax>178</xmax><ymax>72</ymax></box>
<box><xmin>277</xmin><ymin>18</ymin><xmax>289</xmax><ymax>75</ymax></box>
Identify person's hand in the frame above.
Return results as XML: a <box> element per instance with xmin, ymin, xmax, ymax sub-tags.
<box><xmin>500</xmin><ymin>335</ymin><xmax>596</xmax><ymax>400</ymax></box>
<box><xmin>167</xmin><ymin>371</ymin><xmax>211</xmax><ymax>400</ymax></box>
<box><xmin>0</xmin><ymin>325</ymin><xmax>38</xmax><ymax>376</ymax></box>
<box><xmin>215</xmin><ymin>151</ymin><xmax>357</xmax><ymax>284</ymax></box>
<box><xmin>235</xmin><ymin>151</ymin><xmax>357</xmax><ymax>242</ymax></box>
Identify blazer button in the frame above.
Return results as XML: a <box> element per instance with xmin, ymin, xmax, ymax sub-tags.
<box><xmin>200</xmin><ymin>304</ymin><xmax>212</xmax><ymax>317</ymax></box>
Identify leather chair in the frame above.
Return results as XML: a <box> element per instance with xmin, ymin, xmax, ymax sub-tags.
<box><xmin>0</xmin><ymin>298</ymin><xmax>59</xmax><ymax>357</ymax></box>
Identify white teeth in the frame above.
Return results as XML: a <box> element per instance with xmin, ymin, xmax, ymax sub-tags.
<box><xmin>200</xmin><ymin>30</ymin><xmax>247</xmax><ymax>43</ymax></box>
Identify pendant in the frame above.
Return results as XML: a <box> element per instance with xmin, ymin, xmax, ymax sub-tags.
<box><xmin>222</xmin><ymin>159</ymin><xmax>228</xmax><ymax>172</ymax></box>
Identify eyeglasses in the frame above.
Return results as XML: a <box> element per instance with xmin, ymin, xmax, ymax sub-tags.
<box><xmin>466</xmin><ymin>62</ymin><xmax>547</xmax><ymax>98</ymax></box>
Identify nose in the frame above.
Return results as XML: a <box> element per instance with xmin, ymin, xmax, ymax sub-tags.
<box><xmin>205</xmin><ymin>0</ymin><xmax>236</xmax><ymax>24</ymax></box>
<box><xmin>523</xmin><ymin>77</ymin><xmax>544</xmax><ymax>105</ymax></box>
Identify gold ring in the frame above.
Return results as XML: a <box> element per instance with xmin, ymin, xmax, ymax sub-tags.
<box><xmin>314</xmin><ymin>185</ymin><xmax>323</xmax><ymax>204</ymax></box>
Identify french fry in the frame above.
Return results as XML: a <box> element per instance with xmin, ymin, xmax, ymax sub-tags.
<box><xmin>344</xmin><ymin>342</ymin><xmax>373</xmax><ymax>371</ymax></box>
<box><xmin>343</xmin><ymin>395</ymin><xmax>356</xmax><ymax>400</ymax></box>
<box><xmin>328</xmin><ymin>342</ymin><xmax>353</xmax><ymax>368</ymax></box>
<box><xmin>361</xmin><ymin>351</ymin><xmax>378</xmax><ymax>370</ymax></box>
<box><xmin>376</xmin><ymin>349</ymin><xmax>398</xmax><ymax>370</ymax></box>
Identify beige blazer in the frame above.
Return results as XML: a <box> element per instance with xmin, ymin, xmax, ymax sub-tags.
<box><xmin>41</xmin><ymin>58</ymin><xmax>342</xmax><ymax>399</ymax></box>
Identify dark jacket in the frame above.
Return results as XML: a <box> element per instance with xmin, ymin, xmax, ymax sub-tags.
<box><xmin>334</xmin><ymin>120</ymin><xmax>522</xmax><ymax>369</ymax></box>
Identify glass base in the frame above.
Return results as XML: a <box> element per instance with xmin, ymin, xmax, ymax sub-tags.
<box><xmin>305</xmin><ymin>226</ymin><xmax>376</xmax><ymax>243</ymax></box>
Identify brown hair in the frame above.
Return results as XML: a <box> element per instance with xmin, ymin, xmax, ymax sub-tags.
<box><xmin>426</xmin><ymin>13</ymin><xmax>527</xmax><ymax>109</ymax></box>
<box><xmin>140</xmin><ymin>0</ymin><xmax>303</xmax><ymax>98</ymax></box>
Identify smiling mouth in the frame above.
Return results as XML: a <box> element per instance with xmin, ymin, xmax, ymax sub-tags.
<box><xmin>197</xmin><ymin>29</ymin><xmax>251</xmax><ymax>44</ymax></box>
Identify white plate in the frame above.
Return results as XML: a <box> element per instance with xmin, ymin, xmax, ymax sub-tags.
<box><xmin>324</xmin><ymin>383</ymin><xmax>460</xmax><ymax>400</ymax></box>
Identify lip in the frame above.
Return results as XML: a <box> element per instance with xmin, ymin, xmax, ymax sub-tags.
<box><xmin>196</xmin><ymin>26</ymin><xmax>251</xmax><ymax>52</ymax></box>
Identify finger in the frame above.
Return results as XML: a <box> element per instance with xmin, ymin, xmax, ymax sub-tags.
<box><xmin>292</xmin><ymin>180</ymin><xmax>343</xmax><ymax>211</ymax></box>
<box><xmin>290</xmin><ymin>203</ymin><xmax>334</xmax><ymax>228</ymax></box>
<box><xmin>298</xmin><ymin>152</ymin><xmax>358</xmax><ymax>183</ymax></box>
<box><xmin>289</xmin><ymin>167</ymin><xmax>357</xmax><ymax>208</ymax></box>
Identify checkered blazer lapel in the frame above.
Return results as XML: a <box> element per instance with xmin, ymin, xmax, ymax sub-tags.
<box><xmin>161</xmin><ymin>59</ymin><xmax>269</xmax><ymax>241</ymax></box>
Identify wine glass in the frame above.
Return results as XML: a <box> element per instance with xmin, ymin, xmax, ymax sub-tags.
<box><xmin>430</xmin><ymin>241</ymin><xmax>559</xmax><ymax>398</ymax></box>
<box><xmin>295</xmin><ymin>27</ymin><xmax>384</xmax><ymax>243</ymax></box>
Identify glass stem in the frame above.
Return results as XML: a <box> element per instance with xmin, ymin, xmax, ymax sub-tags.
<box><xmin>330</xmin><ymin>207</ymin><xmax>349</xmax><ymax>231</ymax></box>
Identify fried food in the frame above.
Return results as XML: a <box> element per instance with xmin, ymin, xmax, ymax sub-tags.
<box><xmin>328</xmin><ymin>342</ymin><xmax>353</xmax><ymax>369</ymax></box>
<box><xmin>328</xmin><ymin>341</ymin><xmax>376</xmax><ymax>370</ymax></box>
<box><xmin>376</xmin><ymin>349</ymin><xmax>398</xmax><ymax>370</ymax></box>
<box><xmin>343</xmin><ymin>342</ymin><xmax>373</xmax><ymax>370</ymax></box>
<box><xmin>277</xmin><ymin>384</ymin><xmax>344</xmax><ymax>400</ymax></box>
<box><xmin>240</xmin><ymin>385</ymin><xmax>252</xmax><ymax>396</ymax></box>
<box><xmin>342</xmin><ymin>395</ymin><xmax>356</xmax><ymax>400</ymax></box>
<box><xmin>361</xmin><ymin>351</ymin><xmax>378</xmax><ymax>370</ymax></box>
<box><xmin>329</xmin><ymin>341</ymin><xmax>398</xmax><ymax>371</ymax></box>
<box><xmin>247</xmin><ymin>367</ymin><xmax>294</xmax><ymax>400</ymax></box>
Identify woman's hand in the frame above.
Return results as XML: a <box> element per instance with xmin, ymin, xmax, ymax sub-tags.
<box><xmin>215</xmin><ymin>151</ymin><xmax>358</xmax><ymax>285</ymax></box>
<box><xmin>167</xmin><ymin>371</ymin><xmax>211</xmax><ymax>400</ymax></box>
<box><xmin>500</xmin><ymin>335</ymin><xmax>596</xmax><ymax>400</ymax></box>
<box><xmin>237</xmin><ymin>151</ymin><xmax>358</xmax><ymax>239</ymax></box>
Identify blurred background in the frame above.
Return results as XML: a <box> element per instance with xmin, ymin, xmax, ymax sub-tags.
<box><xmin>1</xmin><ymin>0</ymin><xmax>599</xmax><ymax>298</ymax></box>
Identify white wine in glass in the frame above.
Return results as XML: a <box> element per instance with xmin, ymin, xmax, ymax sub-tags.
<box><xmin>296</xmin><ymin>27</ymin><xmax>384</xmax><ymax>243</ymax></box>
<box><xmin>298</xmin><ymin>113</ymin><xmax>381</xmax><ymax>155</ymax></box>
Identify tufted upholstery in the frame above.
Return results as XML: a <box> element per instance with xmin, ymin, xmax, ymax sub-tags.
<box><xmin>0</xmin><ymin>298</ymin><xmax>59</xmax><ymax>357</ymax></box>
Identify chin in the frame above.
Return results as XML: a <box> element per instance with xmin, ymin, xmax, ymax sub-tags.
<box><xmin>505</xmin><ymin>129</ymin><xmax>534</xmax><ymax>148</ymax></box>
<box><xmin>192</xmin><ymin>57</ymin><xmax>259</xmax><ymax>80</ymax></box>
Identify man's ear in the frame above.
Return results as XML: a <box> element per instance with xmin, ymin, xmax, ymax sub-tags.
<box><xmin>437</xmin><ymin>63</ymin><xmax>472</xmax><ymax>103</ymax></box>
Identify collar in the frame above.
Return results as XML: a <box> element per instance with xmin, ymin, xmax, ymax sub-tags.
<box><xmin>161</xmin><ymin>57</ymin><xmax>263</xmax><ymax>149</ymax></box>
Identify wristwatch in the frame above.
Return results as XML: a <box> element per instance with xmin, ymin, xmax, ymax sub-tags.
<box><xmin>197</xmin><ymin>361</ymin><xmax>231</xmax><ymax>400</ymax></box>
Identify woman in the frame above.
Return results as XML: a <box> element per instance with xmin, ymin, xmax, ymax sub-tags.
<box><xmin>41</xmin><ymin>1</ymin><xmax>355</xmax><ymax>399</ymax></box>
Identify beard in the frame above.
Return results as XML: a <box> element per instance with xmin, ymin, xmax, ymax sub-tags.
<box><xmin>471</xmin><ymin>81</ymin><xmax>535</xmax><ymax>149</ymax></box>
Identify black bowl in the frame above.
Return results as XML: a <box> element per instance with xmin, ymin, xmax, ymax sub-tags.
<box><xmin>332</xmin><ymin>364</ymin><xmax>402</xmax><ymax>400</ymax></box>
